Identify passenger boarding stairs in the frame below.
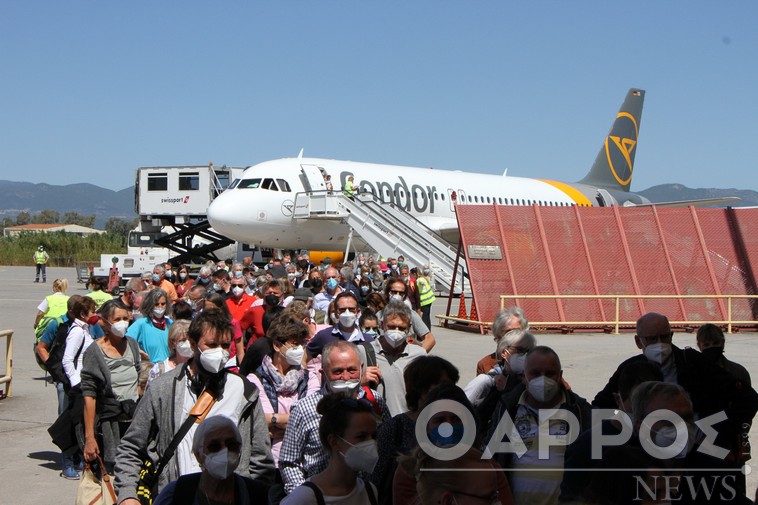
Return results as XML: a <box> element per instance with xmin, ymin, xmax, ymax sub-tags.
<box><xmin>293</xmin><ymin>191</ymin><xmax>468</xmax><ymax>295</ymax></box>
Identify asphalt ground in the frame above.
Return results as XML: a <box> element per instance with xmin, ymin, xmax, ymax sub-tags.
<box><xmin>0</xmin><ymin>265</ymin><xmax>755</xmax><ymax>504</ymax></box>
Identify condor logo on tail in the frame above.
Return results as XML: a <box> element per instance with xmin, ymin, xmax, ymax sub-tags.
<box><xmin>580</xmin><ymin>88</ymin><xmax>645</xmax><ymax>193</ymax></box>
<box><xmin>605</xmin><ymin>111</ymin><xmax>639</xmax><ymax>187</ymax></box>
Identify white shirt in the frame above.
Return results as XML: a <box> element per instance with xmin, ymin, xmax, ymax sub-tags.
<box><xmin>175</xmin><ymin>373</ymin><xmax>246</xmax><ymax>475</ymax></box>
<box><xmin>62</xmin><ymin>320</ymin><xmax>94</xmax><ymax>387</ymax></box>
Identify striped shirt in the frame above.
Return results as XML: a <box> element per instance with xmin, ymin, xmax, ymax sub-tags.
<box><xmin>279</xmin><ymin>387</ymin><xmax>389</xmax><ymax>494</ymax></box>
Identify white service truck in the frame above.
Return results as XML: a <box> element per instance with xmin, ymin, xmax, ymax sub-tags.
<box><xmin>91</xmin><ymin>164</ymin><xmax>250</xmax><ymax>287</ymax></box>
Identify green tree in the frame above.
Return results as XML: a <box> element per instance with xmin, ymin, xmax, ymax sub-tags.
<box><xmin>34</xmin><ymin>209</ymin><xmax>60</xmax><ymax>224</ymax></box>
<box><xmin>61</xmin><ymin>211</ymin><xmax>97</xmax><ymax>228</ymax></box>
<box><xmin>15</xmin><ymin>211</ymin><xmax>31</xmax><ymax>225</ymax></box>
<box><xmin>104</xmin><ymin>217</ymin><xmax>134</xmax><ymax>237</ymax></box>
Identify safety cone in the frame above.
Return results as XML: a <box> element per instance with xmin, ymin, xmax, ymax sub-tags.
<box><xmin>457</xmin><ymin>292</ymin><xmax>468</xmax><ymax>319</ymax></box>
<box><xmin>469</xmin><ymin>301</ymin><xmax>479</xmax><ymax>322</ymax></box>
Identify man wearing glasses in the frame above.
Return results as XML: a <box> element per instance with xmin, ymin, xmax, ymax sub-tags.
<box><xmin>592</xmin><ymin>312</ymin><xmax>695</xmax><ymax>408</ymax></box>
<box><xmin>306</xmin><ymin>292</ymin><xmax>373</xmax><ymax>358</ymax></box>
<box><xmin>306</xmin><ymin>292</ymin><xmax>382</xmax><ymax>388</ymax></box>
<box><xmin>370</xmin><ymin>301</ymin><xmax>427</xmax><ymax>417</ymax></box>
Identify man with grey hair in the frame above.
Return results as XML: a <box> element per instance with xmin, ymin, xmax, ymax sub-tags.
<box><xmin>370</xmin><ymin>301</ymin><xmax>427</xmax><ymax>416</ymax></box>
<box><xmin>195</xmin><ymin>265</ymin><xmax>213</xmax><ymax>289</ymax></box>
<box><xmin>152</xmin><ymin>263</ymin><xmax>178</xmax><ymax>302</ymax></box>
<box><xmin>119</xmin><ymin>277</ymin><xmax>146</xmax><ymax>314</ymax></box>
<box><xmin>476</xmin><ymin>306</ymin><xmax>529</xmax><ymax>375</ymax></box>
<box><xmin>312</xmin><ymin>266</ymin><xmax>342</xmax><ymax>312</ymax></box>
<box><xmin>465</xmin><ymin>329</ymin><xmax>537</xmax><ymax>407</ymax></box>
<box><xmin>593</xmin><ymin>312</ymin><xmax>696</xmax><ymax>409</ymax></box>
<box><xmin>279</xmin><ymin>341</ymin><xmax>389</xmax><ymax>494</ymax></box>
<box><xmin>485</xmin><ymin>346</ymin><xmax>592</xmax><ymax>505</ymax></box>
<box><xmin>339</xmin><ymin>265</ymin><xmax>361</xmax><ymax>298</ymax></box>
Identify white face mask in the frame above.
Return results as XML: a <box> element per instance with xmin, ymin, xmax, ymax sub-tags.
<box><xmin>175</xmin><ymin>340</ymin><xmax>194</xmax><ymax>359</ymax></box>
<box><xmin>152</xmin><ymin>308</ymin><xmax>166</xmax><ymax>318</ymax></box>
<box><xmin>212</xmin><ymin>283</ymin><xmax>221</xmax><ymax>292</ymax></box>
<box><xmin>654</xmin><ymin>424</ymin><xmax>696</xmax><ymax>459</ymax></box>
<box><xmin>644</xmin><ymin>342</ymin><xmax>672</xmax><ymax>365</ymax></box>
<box><xmin>527</xmin><ymin>375</ymin><xmax>560</xmax><ymax>403</ymax></box>
<box><xmin>203</xmin><ymin>447</ymin><xmax>240</xmax><ymax>480</ymax></box>
<box><xmin>508</xmin><ymin>353</ymin><xmax>526</xmax><ymax>374</ymax></box>
<box><xmin>282</xmin><ymin>345</ymin><xmax>305</xmax><ymax>366</ymax></box>
<box><xmin>329</xmin><ymin>378</ymin><xmax>361</xmax><ymax>395</ymax></box>
<box><xmin>232</xmin><ymin>286</ymin><xmax>244</xmax><ymax>297</ymax></box>
<box><xmin>199</xmin><ymin>348</ymin><xmax>230</xmax><ymax>374</ymax></box>
<box><xmin>110</xmin><ymin>320</ymin><xmax>129</xmax><ymax>338</ymax></box>
<box><xmin>339</xmin><ymin>438</ymin><xmax>379</xmax><ymax>473</ymax></box>
<box><xmin>179</xmin><ymin>272</ymin><xmax>187</xmax><ymax>280</ymax></box>
<box><xmin>338</xmin><ymin>311</ymin><xmax>357</xmax><ymax>328</ymax></box>
<box><xmin>384</xmin><ymin>329</ymin><xmax>407</xmax><ymax>348</ymax></box>
<box><xmin>390</xmin><ymin>294</ymin><xmax>404</xmax><ymax>303</ymax></box>
<box><xmin>111</xmin><ymin>321</ymin><xmax>129</xmax><ymax>338</ymax></box>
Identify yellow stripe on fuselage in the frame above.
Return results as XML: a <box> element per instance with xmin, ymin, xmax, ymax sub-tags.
<box><xmin>538</xmin><ymin>180</ymin><xmax>594</xmax><ymax>207</ymax></box>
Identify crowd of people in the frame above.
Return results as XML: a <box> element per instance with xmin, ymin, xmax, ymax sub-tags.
<box><xmin>31</xmin><ymin>252</ymin><xmax>758</xmax><ymax>505</ymax></box>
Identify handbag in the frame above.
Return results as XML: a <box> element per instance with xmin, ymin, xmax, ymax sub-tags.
<box><xmin>136</xmin><ymin>390</ymin><xmax>217</xmax><ymax>505</ymax></box>
<box><xmin>76</xmin><ymin>456</ymin><xmax>118</xmax><ymax>505</ymax></box>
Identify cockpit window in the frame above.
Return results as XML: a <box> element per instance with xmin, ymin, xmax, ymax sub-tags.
<box><xmin>277</xmin><ymin>179</ymin><xmax>291</xmax><ymax>192</ymax></box>
<box><xmin>229</xmin><ymin>179</ymin><xmax>240</xmax><ymax>189</ymax></box>
<box><xmin>238</xmin><ymin>178</ymin><xmax>262</xmax><ymax>189</ymax></box>
<box><xmin>261</xmin><ymin>178</ymin><xmax>279</xmax><ymax>191</ymax></box>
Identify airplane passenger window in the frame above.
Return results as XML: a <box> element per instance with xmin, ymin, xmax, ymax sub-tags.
<box><xmin>237</xmin><ymin>178</ymin><xmax>262</xmax><ymax>189</ymax></box>
<box><xmin>276</xmin><ymin>179</ymin><xmax>292</xmax><ymax>192</ymax></box>
<box><xmin>262</xmin><ymin>178</ymin><xmax>279</xmax><ymax>191</ymax></box>
<box><xmin>441</xmin><ymin>194</ymin><xmax>445</xmax><ymax>201</ymax></box>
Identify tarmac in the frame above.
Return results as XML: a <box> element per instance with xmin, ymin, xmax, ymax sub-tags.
<box><xmin>0</xmin><ymin>265</ymin><xmax>756</xmax><ymax>504</ymax></box>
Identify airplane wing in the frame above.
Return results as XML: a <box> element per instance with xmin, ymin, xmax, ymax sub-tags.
<box><xmin>635</xmin><ymin>197</ymin><xmax>742</xmax><ymax>208</ymax></box>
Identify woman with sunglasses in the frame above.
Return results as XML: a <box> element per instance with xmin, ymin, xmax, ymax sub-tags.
<box><xmin>282</xmin><ymin>395</ymin><xmax>379</xmax><ymax>504</ymax></box>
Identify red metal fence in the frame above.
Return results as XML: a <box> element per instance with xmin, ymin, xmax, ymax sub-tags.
<box><xmin>456</xmin><ymin>205</ymin><xmax>758</xmax><ymax>330</ymax></box>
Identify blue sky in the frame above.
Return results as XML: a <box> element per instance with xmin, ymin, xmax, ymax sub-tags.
<box><xmin>2</xmin><ymin>1</ymin><xmax>756</xmax><ymax>192</ymax></box>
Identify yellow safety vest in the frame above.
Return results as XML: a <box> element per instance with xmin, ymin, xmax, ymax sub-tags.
<box><xmin>35</xmin><ymin>251</ymin><xmax>47</xmax><ymax>264</ymax></box>
<box><xmin>418</xmin><ymin>277</ymin><xmax>436</xmax><ymax>306</ymax></box>
<box><xmin>343</xmin><ymin>180</ymin><xmax>355</xmax><ymax>197</ymax></box>
<box><xmin>45</xmin><ymin>294</ymin><xmax>70</xmax><ymax>318</ymax></box>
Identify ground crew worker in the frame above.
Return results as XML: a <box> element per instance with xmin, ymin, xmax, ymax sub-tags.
<box><xmin>343</xmin><ymin>175</ymin><xmax>356</xmax><ymax>200</ymax></box>
<box><xmin>417</xmin><ymin>265</ymin><xmax>436</xmax><ymax>328</ymax></box>
<box><xmin>34</xmin><ymin>245</ymin><xmax>50</xmax><ymax>283</ymax></box>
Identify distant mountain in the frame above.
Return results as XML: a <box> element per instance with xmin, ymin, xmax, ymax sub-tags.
<box><xmin>0</xmin><ymin>180</ymin><xmax>754</xmax><ymax>230</ymax></box>
<box><xmin>0</xmin><ymin>180</ymin><xmax>135</xmax><ymax>228</ymax></box>
<box><xmin>638</xmin><ymin>184</ymin><xmax>758</xmax><ymax>207</ymax></box>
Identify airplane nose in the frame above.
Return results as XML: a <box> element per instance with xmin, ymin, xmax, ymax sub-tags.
<box><xmin>207</xmin><ymin>190</ymin><xmax>241</xmax><ymax>240</ymax></box>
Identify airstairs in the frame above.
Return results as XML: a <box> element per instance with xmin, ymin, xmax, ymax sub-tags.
<box><xmin>293</xmin><ymin>190</ymin><xmax>468</xmax><ymax>295</ymax></box>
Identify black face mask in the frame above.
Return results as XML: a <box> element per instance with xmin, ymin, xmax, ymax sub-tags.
<box><xmin>265</xmin><ymin>294</ymin><xmax>280</xmax><ymax>307</ymax></box>
<box><xmin>310</xmin><ymin>279</ymin><xmax>323</xmax><ymax>291</ymax></box>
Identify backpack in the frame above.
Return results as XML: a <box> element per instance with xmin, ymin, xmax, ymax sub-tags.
<box><xmin>46</xmin><ymin>319</ymin><xmax>81</xmax><ymax>388</ymax></box>
<box><xmin>33</xmin><ymin>315</ymin><xmax>61</xmax><ymax>370</ymax></box>
<box><xmin>302</xmin><ymin>481</ymin><xmax>378</xmax><ymax>505</ymax></box>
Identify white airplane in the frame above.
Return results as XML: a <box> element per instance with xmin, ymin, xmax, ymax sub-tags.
<box><xmin>207</xmin><ymin>88</ymin><xmax>737</xmax><ymax>258</ymax></box>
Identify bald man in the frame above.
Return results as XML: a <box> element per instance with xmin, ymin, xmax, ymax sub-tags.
<box><xmin>592</xmin><ymin>312</ymin><xmax>696</xmax><ymax>408</ymax></box>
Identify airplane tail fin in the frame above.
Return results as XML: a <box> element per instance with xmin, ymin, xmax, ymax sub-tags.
<box><xmin>579</xmin><ymin>88</ymin><xmax>645</xmax><ymax>192</ymax></box>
